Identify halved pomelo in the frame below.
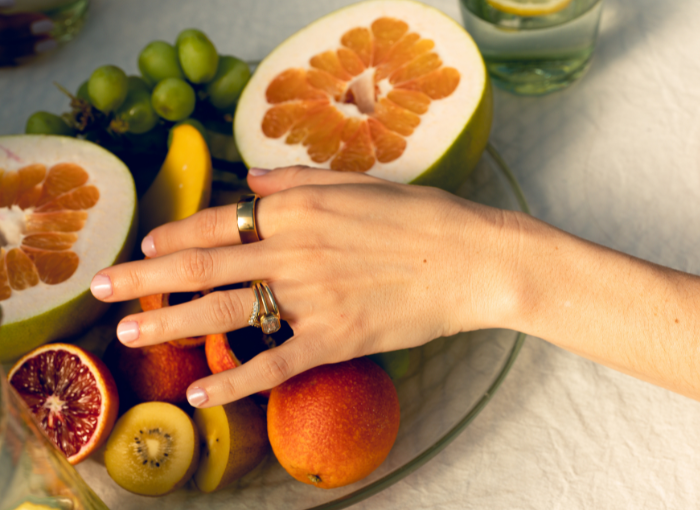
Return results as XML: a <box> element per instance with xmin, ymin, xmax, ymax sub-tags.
<box><xmin>234</xmin><ymin>0</ymin><xmax>492</xmax><ymax>192</ymax></box>
<box><xmin>0</xmin><ymin>135</ymin><xmax>137</xmax><ymax>362</ymax></box>
<box><xmin>8</xmin><ymin>343</ymin><xmax>119</xmax><ymax>465</ymax></box>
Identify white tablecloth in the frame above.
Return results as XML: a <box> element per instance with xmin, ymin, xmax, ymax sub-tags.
<box><xmin>2</xmin><ymin>0</ymin><xmax>700</xmax><ymax>508</ymax></box>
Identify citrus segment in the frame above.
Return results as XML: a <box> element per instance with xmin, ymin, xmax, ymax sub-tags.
<box><xmin>23</xmin><ymin>247</ymin><xmax>79</xmax><ymax>284</ymax></box>
<box><xmin>36</xmin><ymin>163</ymin><xmax>89</xmax><ymax>207</ymax></box>
<box><xmin>341</xmin><ymin>27</ymin><xmax>372</xmax><ymax>67</ymax></box>
<box><xmin>26</xmin><ymin>211</ymin><xmax>88</xmax><ymax>233</ymax></box>
<box><xmin>337</xmin><ymin>47</ymin><xmax>366</xmax><ymax>76</ymax></box>
<box><xmin>486</xmin><ymin>0</ymin><xmax>573</xmax><ymax>16</ymax></box>
<box><xmin>1</xmin><ymin>169</ymin><xmax>20</xmax><ymax>207</ymax></box>
<box><xmin>235</xmin><ymin>0</ymin><xmax>492</xmax><ymax>191</ymax></box>
<box><xmin>371</xmin><ymin>17</ymin><xmax>409</xmax><ymax>66</ymax></box>
<box><xmin>22</xmin><ymin>232</ymin><xmax>78</xmax><ymax>250</ymax></box>
<box><xmin>386</xmin><ymin>89</ymin><xmax>430</xmax><ymax>114</ymax></box>
<box><xmin>310</xmin><ymin>50</ymin><xmax>353</xmax><ymax>81</ymax></box>
<box><xmin>265</xmin><ymin>69</ymin><xmax>327</xmax><ymax>103</ymax></box>
<box><xmin>6</xmin><ymin>247</ymin><xmax>39</xmax><ymax>290</ymax></box>
<box><xmin>389</xmin><ymin>52</ymin><xmax>442</xmax><ymax>84</ymax></box>
<box><xmin>0</xmin><ymin>249</ymin><xmax>11</xmax><ymax>300</ymax></box>
<box><xmin>8</xmin><ymin>343</ymin><xmax>120</xmax><ymax>465</ymax></box>
<box><xmin>368</xmin><ymin>118</ymin><xmax>406</xmax><ymax>163</ymax></box>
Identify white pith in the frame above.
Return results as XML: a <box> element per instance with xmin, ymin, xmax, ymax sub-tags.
<box><xmin>0</xmin><ymin>135</ymin><xmax>135</xmax><ymax>325</ymax></box>
<box><xmin>234</xmin><ymin>0</ymin><xmax>486</xmax><ymax>184</ymax></box>
<box><xmin>0</xmin><ymin>206</ymin><xmax>27</xmax><ymax>247</ymax></box>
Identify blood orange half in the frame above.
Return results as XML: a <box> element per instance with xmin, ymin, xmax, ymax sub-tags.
<box><xmin>0</xmin><ymin>135</ymin><xmax>137</xmax><ymax>362</ymax></box>
<box><xmin>8</xmin><ymin>343</ymin><xmax>119</xmax><ymax>465</ymax></box>
<box><xmin>235</xmin><ymin>0</ymin><xmax>492</xmax><ymax>191</ymax></box>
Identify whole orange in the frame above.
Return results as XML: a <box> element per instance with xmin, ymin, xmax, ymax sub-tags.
<box><xmin>267</xmin><ymin>357</ymin><xmax>400</xmax><ymax>489</ymax></box>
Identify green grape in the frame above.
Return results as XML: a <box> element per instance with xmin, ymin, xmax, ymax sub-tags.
<box><xmin>138</xmin><ymin>41</ymin><xmax>185</xmax><ymax>87</ymax></box>
<box><xmin>176</xmin><ymin>28</ymin><xmax>219</xmax><ymax>84</ymax></box>
<box><xmin>76</xmin><ymin>80</ymin><xmax>90</xmax><ymax>102</ymax></box>
<box><xmin>116</xmin><ymin>88</ymin><xmax>159</xmax><ymax>134</ymax></box>
<box><xmin>205</xmin><ymin>56</ymin><xmax>251</xmax><ymax>110</ymax></box>
<box><xmin>151</xmin><ymin>77</ymin><xmax>196</xmax><ymax>122</ymax></box>
<box><xmin>88</xmin><ymin>65</ymin><xmax>128</xmax><ymax>113</ymax></box>
<box><xmin>127</xmin><ymin>75</ymin><xmax>151</xmax><ymax>93</ymax></box>
<box><xmin>167</xmin><ymin>118</ymin><xmax>210</xmax><ymax>148</ymax></box>
<box><xmin>25</xmin><ymin>111</ymin><xmax>74</xmax><ymax>136</ymax></box>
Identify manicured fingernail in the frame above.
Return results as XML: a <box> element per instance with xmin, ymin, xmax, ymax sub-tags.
<box><xmin>34</xmin><ymin>39</ymin><xmax>57</xmax><ymax>54</ymax></box>
<box><xmin>0</xmin><ymin>0</ymin><xmax>16</xmax><ymax>8</ymax></box>
<box><xmin>248</xmin><ymin>167</ymin><xmax>270</xmax><ymax>176</ymax></box>
<box><xmin>117</xmin><ymin>321</ymin><xmax>139</xmax><ymax>344</ymax></box>
<box><xmin>90</xmin><ymin>274</ymin><xmax>113</xmax><ymax>299</ymax></box>
<box><xmin>31</xmin><ymin>19</ymin><xmax>54</xmax><ymax>35</ymax></box>
<box><xmin>187</xmin><ymin>387</ymin><xmax>209</xmax><ymax>407</ymax></box>
<box><xmin>141</xmin><ymin>235</ymin><xmax>156</xmax><ymax>257</ymax></box>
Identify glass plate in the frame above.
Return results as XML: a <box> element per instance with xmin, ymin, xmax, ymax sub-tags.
<box><xmin>71</xmin><ymin>144</ymin><xmax>530</xmax><ymax>510</ymax></box>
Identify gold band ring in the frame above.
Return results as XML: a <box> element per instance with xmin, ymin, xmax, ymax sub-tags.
<box><xmin>237</xmin><ymin>194</ymin><xmax>260</xmax><ymax>244</ymax></box>
<box><xmin>254</xmin><ymin>281</ymin><xmax>281</xmax><ymax>334</ymax></box>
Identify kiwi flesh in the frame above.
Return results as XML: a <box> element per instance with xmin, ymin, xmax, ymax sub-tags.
<box><xmin>104</xmin><ymin>402</ymin><xmax>200</xmax><ymax>496</ymax></box>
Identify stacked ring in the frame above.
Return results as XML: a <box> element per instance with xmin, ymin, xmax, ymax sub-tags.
<box><xmin>249</xmin><ymin>281</ymin><xmax>281</xmax><ymax>334</ymax></box>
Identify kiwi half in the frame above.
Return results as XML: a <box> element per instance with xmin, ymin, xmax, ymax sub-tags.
<box><xmin>104</xmin><ymin>402</ymin><xmax>200</xmax><ymax>496</ymax></box>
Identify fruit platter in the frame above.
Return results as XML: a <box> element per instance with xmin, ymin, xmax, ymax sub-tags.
<box><xmin>0</xmin><ymin>0</ymin><xmax>529</xmax><ymax>508</ymax></box>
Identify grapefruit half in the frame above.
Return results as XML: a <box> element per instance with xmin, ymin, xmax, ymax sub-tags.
<box><xmin>0</xmin><ymin>135</ymin><xmax>137</xmax><ymax>362</ymax></box>
<box><xmin>234</xmin><ymin>0</ymin><xmax>492</xmax><ymax>192</ymax></box>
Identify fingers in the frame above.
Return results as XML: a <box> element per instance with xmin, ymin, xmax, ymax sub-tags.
<box><xmin>141</xmin><ymin>166</ymin><xmax>388</xmax><ymax>259</ymax></box>
<box><xmin>247</xmin><ymin>165</ymin><xmax>383</xmax><ymax>197</ymax></box>
<box><xmin>115</xmin><ymin>287</ymin><xmax>257</xmax><ymax>347</ymax></box>
<box><xmin>185</xmin><ymin>330</ymin><xmax>329</xmax><ymax>406</ymax></box>
<box><xmin>91</xmin><ymin>243</ymin><xmax>270</xmax><ymax>303</ymax></box>
<box><xmin>142</xmin><ymin>204</ymin><xmax>241</xmax><ymax>258</ymax></box>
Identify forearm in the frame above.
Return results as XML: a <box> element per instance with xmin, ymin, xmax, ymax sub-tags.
<box><xmin>502</xmin><ymin>212</ymin><xmax>700</xmax><ymax>399</ymax></box>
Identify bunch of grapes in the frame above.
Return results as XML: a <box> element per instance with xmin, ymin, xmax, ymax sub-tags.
<box><xmin>25</xmin><ymin>29</ymin><xmax>251</xmax><ymax>188</ymax></box>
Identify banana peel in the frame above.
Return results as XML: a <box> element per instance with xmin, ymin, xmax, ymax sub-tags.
<box><xmin>139</xmin><ymin>124</ymin><xmax>212</xmax><ymax>237</ymax></box>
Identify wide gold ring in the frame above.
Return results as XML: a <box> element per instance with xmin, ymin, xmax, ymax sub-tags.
<box><xmin>237</xmin><ymin>194</ymin><xmax>260</xmax><ymax>244</ymax></box>
<box><xmin>253</xmin><ymin>281</ymin><xmax>281</xmax><ymax>334</ymax></box>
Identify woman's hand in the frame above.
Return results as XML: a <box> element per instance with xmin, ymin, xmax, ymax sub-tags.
<box><xmin>91</xmin><ymin>166</ymin><xmax>521</xmax><ymax>407</ymax></box>
<box><xmin>0</xmin><ymin>9</ymin><xmax>56</xmax><ymax>67</ymax></box>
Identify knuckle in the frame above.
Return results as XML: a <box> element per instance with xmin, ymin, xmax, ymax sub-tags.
<box><xmin>179</xmin><ymin>248</ymin><xmax>214</xmax><ymax>284</ymax></box>
<box><xmin>260</xmin><ymin>352</ymin><xmax>292</xmax><ymax>386</ymax></box>
<box><xmin>219</xmin><ymin>375</ymin><xmax>241</xmax><ymax>401</ymax></box>
<box><xmin>196</xmin><ymin>208</ymin><xmax>222</xmax><ymax>245</ymax></box>
<box><xmin>209</xmin><ymin>292</ymin><xmax>243</xmax><ymax>327</ymax></box>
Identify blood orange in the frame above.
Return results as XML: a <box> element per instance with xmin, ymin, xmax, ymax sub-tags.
<box><xmin>0</xmin><ymin>135</ymin><xmax>137</xmax><ymax>362</ymax></box>
<box><xmin>8</xmin><ymin>343</ymin><xmax>119</xmax><ymax>465</ymax></box>
<box><xmin>235</xmin><ymin>0</ymin><xmax>492</xmax><ymax>191</ymax></box>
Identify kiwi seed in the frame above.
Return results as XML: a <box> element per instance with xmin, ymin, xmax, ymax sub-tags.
<box><xmin>131</xmin><ymin>427</ymin><xmax>174</xmax><ymax>469</ymax></box>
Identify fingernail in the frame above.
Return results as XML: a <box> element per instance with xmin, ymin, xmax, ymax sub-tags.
<box><xmin>117</xmin><ymin>321</ymin><xmax>140</xmax><ymax>344</ymax></box>
<box><xmin>248</xmin><ymin>167</ymin><xmax>270</xmax><ymax>176</ymax></box>
<box><xmin>187</xmin><ymin>387</ymin><xmax>209</xmax><ymax>407</ymax></box>
<box><xmin>34</xmin><ymin>39</ymin><xmax>57</xmax><ymax>54</ymax></box>
<box><xmin>0</xmin><ymin>0</ymin><xmax>16</xmax><ymax>8</ymax></box>
<box><xmin>141</xmin><ymin>235</ymin><xmax>156</xmax><ymax>257</ymax></box>
<box><xmin>30</xmin><ymin>19</ymin><xmax>54</xmax><ymax>35</ymax></box>
<box><xmin>90</xmin><ymin>274</ymin><xmax>113</xmax><ymax>300</ymax></box>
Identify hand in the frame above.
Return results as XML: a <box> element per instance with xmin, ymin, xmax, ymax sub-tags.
<box><xmin>91</xmin><ymin>166</ymin><xmax>520</xmax><ymax>407</ymax></box>
<box><xmin>0</xmin><ymin>10</ymin><xmax>56</xmax><ymax>67</ymax></box>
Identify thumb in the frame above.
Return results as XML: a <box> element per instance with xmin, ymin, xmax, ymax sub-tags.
<box><xmin>247</xmin><ymin>165</ymin><xmax>382</xmax><ymax>197</ymax></box>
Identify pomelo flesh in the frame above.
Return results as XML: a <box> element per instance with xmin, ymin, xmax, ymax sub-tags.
<box><xmin>235</xmin><ymin>0</ymin><xmax>492</xmax><ymax>191</ymax></box>
<box><xmin>0</xmin><ymin>135</ymin><xmax>137</xmax><ymax>362</ymax></box>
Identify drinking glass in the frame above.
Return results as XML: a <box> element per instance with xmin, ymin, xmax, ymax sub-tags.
<box><xmin>460</xmin><ymin>0</ymin><xmax>603</xmax><ymax>95</ymax></box>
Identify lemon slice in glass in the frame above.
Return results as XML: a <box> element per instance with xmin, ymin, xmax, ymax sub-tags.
<box><xmin>486</xmin><ymin>0</ymin><xmax>572</xmax><ymax>16</ymax></box>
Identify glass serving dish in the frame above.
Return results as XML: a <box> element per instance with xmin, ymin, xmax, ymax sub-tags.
<box><xmin>61</xmin><ymin>144</ymin><xmax>528</xmax><ymax>510</ymax></box>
